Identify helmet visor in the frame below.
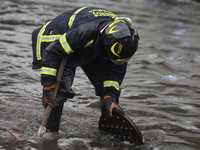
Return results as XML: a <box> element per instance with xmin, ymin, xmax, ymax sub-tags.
<box><xmin>110</xmin><ymin>58</ymin><xmax>130</xmax><ymax>65</ymax></box>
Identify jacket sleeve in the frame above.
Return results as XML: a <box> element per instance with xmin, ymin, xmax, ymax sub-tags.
<box><xmin>41</xmin><ymin>27</ymin><xmax>84</xmax><ymax>86</ymax></box>
<box><xmin>102</xmin><ymin>61</ymin><xmax>127</xmax><ymax>100</ymax></box>
<box><xmin>41</xmin><ymin>19</ymin><xmax>101</xmax><ymax>86</ymax></box>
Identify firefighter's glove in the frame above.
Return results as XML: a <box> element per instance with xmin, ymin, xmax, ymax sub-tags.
<box><xmin>102</xmin><ymin>95</ymin><xmax>124</xmax><ymax>117</ymax></box>
<box><xmin>42</xmin><ymin>83</ymin><xmax>59</xmax><ymax>108</ymax></box>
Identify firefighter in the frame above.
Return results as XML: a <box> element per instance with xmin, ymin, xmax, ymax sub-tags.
<box><xmin>32</xmin><ymin>6</ymin><xmax>139</xmax><ymax>133</ymax></box>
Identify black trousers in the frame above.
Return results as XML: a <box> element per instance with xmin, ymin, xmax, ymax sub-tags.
<box><xmin>47</xmin><ymin>61</ymin><xmax>105</xmax><ymax>132</ymax></box>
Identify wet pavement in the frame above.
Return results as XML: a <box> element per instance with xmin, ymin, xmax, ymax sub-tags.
<box><xmin>0</xmin><ymin>0</ymin><xmax>200</xmax><ymax>149</ymax></box>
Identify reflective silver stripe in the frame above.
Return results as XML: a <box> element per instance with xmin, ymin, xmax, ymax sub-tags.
<box><xmin>103</xmin><ymin>80</ymin><xmax>120</xmax><ymax>91</ymax></box>
<box><xmin>68</xmin><ymin>6</ymin><xmax>88</xmax><ymax>28</ymax></box>
<box><xmin>59</xmin><ymin>33</ymin><xmax>74</xmax><ymax>54</ymax></box>
<box><xmin>41</xmin><ymin>35</ymin><xmax>62</xmax><ymax>42</ymax></box>
<box><xmin>84</xmin><ymin>39</ymin><xmax>94</xmax><ymax>48</ymax></box>
<box><xmin>41</xmin><ymin>67</ymin><xmax>57</xmax><ymax>76</ymax></box>
<box><xmin>36</xmin><ymin>21</ymin><xmax>51</xmax><ymax>60</ymax></box>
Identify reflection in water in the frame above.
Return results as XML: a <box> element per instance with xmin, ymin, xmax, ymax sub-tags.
<box><xmin>0</xmin><ymin>0</ymin><xmax>200</xmax><ymax>149</ymax></box>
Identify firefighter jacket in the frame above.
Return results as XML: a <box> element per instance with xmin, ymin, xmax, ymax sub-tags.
<box><xmin>31</xmin><ymin>7</ymin><xmax>128</xmax><ymax>99</ymax></box>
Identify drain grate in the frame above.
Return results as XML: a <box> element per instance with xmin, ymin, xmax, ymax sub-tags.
<box><xmin>99</xmin><ymin>109</ymin><xmax>144</xmax><ymax>145</ymax></box>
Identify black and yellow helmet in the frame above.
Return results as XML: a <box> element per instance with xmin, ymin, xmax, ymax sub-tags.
<box><xmin>101</xmin><ymin>18</ymin><xmax>139</xmax><ymax>65</ymax></box>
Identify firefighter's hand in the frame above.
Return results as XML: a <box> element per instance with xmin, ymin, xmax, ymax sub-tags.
<box><xmin>42</xmin><ymin>83</ymin><xmax>59</xmax><ymax>108</ymax></box>
<box><xmin>102</xmin><ymin>95</ymin><xmax>124</xmax><ymax>117</ymax></box>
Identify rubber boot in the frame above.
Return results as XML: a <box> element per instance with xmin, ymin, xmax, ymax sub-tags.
<box><xmin>46</xmin><ymin>101</ymin><xmax>64</xmax><ymax>133</ymax></box>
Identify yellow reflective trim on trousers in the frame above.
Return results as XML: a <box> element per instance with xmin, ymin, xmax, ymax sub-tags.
<box><xmin>84</xmin><ymin>39</ymin><xmax>94</xmax><ymax>48</ymax></box>
<box><xmin>36</xmin><ymin>21</ymin><xmax>51</xmax><ymax>60</ymax></box>
<box><xmin>41</xmin><ymin>67</ymin><xmax>57</xmax><ymax>76</ymax></box>
<box><xmin>103</xmin><ymin>81</ymin><xmax>120</xmax><ymax>91</ymax></box>
<box><xmin>41</xmin><ymin>34</ymin><xmax>62</xmax><ymax>42</ymax></box>
<box><xmin>59</xmin><ymin>33</ymin><xmax>74</xmax><ymax>54</ymax></box>
<box><xmin>68</xmin><ymin>6</ymin><xmax>88</xmax><ymax>28</ymax></box>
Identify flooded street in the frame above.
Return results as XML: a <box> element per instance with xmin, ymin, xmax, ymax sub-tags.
<box><xmin>0</xmin><ymin>0</ymin><xmax>200</xmax><ymax>149</ymax></box>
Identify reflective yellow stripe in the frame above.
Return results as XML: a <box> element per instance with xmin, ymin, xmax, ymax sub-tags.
<box><xmin>41</xmin><ymin>35</ymin><xmax>62</xmax><ymax>42</ymax></box>
<box><xmin>103</xmin><ymin>81</ymin><xmax>120</xmax><ymax>91</ymax></box>
<box><xmin>36</xmin><ymin>21</ymin><xmax>51</xmax><ymax>60</ymax></box>
<box><xmin>84</xmin><ymin>39</ymin><xmax>94</xmax><ymax>48</ymax></box>
<box><xmin>59</xmin><ymin>33</ymin><xmax>74</xmax><ymax>54</ymax></box>
<box><xmin>108</xmin><ymin>19</ymin><xmax>126</xmax><ymax>28</ymax></box>
<box><xmin>36</xmin><ymin>7</ymin><xmax>87</xmax><ymax>60</ymax></box>
<box><xmin>68</xmin><ymin>6</ymin><xmax>88</xmax><ymax>28</ymax></box>
<box><xmin>41</xmin><ymin>67</ymin><xmax>57</xmax><ymax>76</ymax></box>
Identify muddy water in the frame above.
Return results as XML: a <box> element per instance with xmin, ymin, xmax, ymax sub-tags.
<box><xmin>0</xmin><ymin>0</ymin><xmax>200</xmax><ymax>149</ymax></box>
